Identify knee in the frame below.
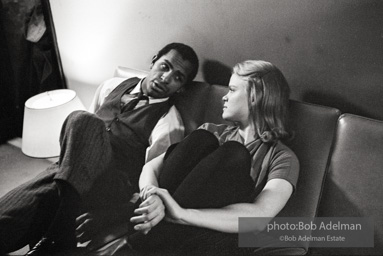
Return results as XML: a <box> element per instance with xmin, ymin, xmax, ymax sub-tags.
<box><xmin>64</xmin><ymin>110</ymin><xmax>103</xmax><ymax>130</ymax></box>
<box><xmin>187</xmin><ymin>129</ymin><xmax>219</xmax><ymax>147</ymax></box>
<box><xmin>219</xmin><ymin>141</ymin><xmax>251</xmax><ymax>167</ymax></box>
<box><xmin>66</xmin><ymin>110</ymin><xmax>95</xmax><ymax>123</ymax></box>
<box><xmin>60</xmin><ymin>111</ymin><xmax>105</xmax><ymax>144</ymax></box>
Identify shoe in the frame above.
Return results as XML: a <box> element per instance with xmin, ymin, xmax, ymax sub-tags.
<box><xmin>25</xmin><ymin>237</ymin><xmax>62</xmax><ymax>256</ymax></box>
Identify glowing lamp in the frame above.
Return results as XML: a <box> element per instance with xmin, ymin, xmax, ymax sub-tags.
<box><xmin>22</xmin><ymin>89</ymin><xmax>85</xmax><ymax>158</ymax></box>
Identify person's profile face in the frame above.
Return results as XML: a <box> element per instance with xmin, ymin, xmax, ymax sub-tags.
<box><xmin>222</xmin><ymin>74</ymin><xmax>250</xmax><ymax>127</ymax></box>
<box><xmin>142</xmin><ymin>50</ymin><xmax>192</xmax><ymax>98</ymax></box>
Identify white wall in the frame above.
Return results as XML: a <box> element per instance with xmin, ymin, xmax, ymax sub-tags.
<box><xmin>50</xmin><ymin>0</ymin><xmax>383</xmax><ymax>121</ymax></box>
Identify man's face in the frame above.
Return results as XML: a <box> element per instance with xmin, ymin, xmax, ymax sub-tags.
<box><xmin>142</xmin><ymin>49</ymin><xmax>193</xmax><ymax>98</ymax></box>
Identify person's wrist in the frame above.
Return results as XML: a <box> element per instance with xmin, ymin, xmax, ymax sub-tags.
<box><xmin>176</xmin><ymin>208</ymin><xmax>190</xmax><ymax>225</ymax></box>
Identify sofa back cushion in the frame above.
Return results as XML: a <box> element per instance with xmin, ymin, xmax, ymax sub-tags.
<box><xmin>279</xmin><ymin>100</ymin><xmax>341</xmax><ymax>218</ymax></box>
<box><xmin>313</xmin><ymin>114</ymin><xmax>383</xmax><ymax>255</ymax></box>
<box><xmin>174</xmin><ymin>81</ymin><xmax>211</xmax><ymax>135</ymax></box>
<box><xmin>255</xmin><ymin>100</ymin><xmax>340</xmax><ymax>255</ymax></box>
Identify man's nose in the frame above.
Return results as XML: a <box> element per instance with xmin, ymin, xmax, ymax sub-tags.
<box><xmin>161</xmin><ymin>71</ymin><xmax>173</xmax><ymax>83</ymax></box>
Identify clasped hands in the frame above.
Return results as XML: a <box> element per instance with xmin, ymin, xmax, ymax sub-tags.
<box><xmin>138</xmin><ymin>185</ymin><xmax>187</xmax><ymax>225</ymax></box>
<box><xmin>75</xmin><ymin>185</ymin><xmax>185</xmax><ymax>243</ymax></box>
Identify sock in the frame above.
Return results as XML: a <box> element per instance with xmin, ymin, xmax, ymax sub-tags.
<box><xmin>45</xmin><ymin>180</ymin><xmax>80</xmax><ymax>247</ymax></box>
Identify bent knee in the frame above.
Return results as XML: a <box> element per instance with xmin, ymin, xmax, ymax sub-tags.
<box><xmin>220</xmin><ymin>141</ymin><xmax>251</xmax><ymax>165</ymax></box>
<box><xmin>188</xmin><ymin>129</ymin><xmax>219</xmax><ymax>146</ymax></box>
<box><xmin>65</xmin><ymin>110</ymin><xmax>104</xmax><ymax>129</ymax></box>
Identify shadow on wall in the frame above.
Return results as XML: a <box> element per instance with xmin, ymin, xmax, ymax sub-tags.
<box><xmin>202</xmin><ymin>59</ymin><xmax>231</xmax><ymax>86</ymax></box>
<box><xmin>303</xmin><ymin>91</ymin><xmax>371</xmax><ymax>119</ymax></box>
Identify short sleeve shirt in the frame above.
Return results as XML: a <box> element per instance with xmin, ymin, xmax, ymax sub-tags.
<box><xmin>199</xmin><ymin>123</ymin><xmax>299</xmax><ymax>192</ymax></box>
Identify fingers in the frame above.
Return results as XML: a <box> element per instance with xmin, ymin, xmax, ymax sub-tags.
<box><xmin>140</xmin><ymin>185</ymin><xmax>158</xmax><ymax>201</ymax></box>
<box><xmin>76</xmin><ymin>218</ymin><xmax>94</xmax><ymax>243</ymax></box>
<box><xmin>76</xmin><ymin>212</ymin><xmax>92</xmax><ymax>227</ymax></box>
<box><xmin>130</xmin><ymin>194</ymin><xmax>166</xmax><ymax>233</ymax></box>
<box><xmin>130</xmin><ymin>201</ymin><xmax>165</xmax><ymax>224</ymax></box>
<box><xmin>133</xmin><ymin>213</ymin><xmax>165</xmax><ymax>234</ymax></box>
<box><xmin>133</xmin><ymin>195</ymin><xmax>164</xmax><ymax>217</ymax></box>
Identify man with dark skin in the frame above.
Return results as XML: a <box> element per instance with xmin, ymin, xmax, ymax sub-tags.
<box><xmin>0</xmin><ymin>42</ymin><xmax>199</xmax><ymax>256</ymax></box>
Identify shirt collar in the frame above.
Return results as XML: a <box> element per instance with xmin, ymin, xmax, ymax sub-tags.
<box><xmin>130</xmin><ymin>78</ymin><xmax>169</xmax><ymax>104</ymax></box>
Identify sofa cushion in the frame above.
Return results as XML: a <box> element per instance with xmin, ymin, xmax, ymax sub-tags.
<box><xmin>255</xmin><ymin>100</ymin><xmax>340</xmax><ymax>255</ymax></box>
<box><xmin>174</xmin><ymin>81</ymin><xmax>211</xmax><ymax>135</ymax></box>
<box><xmin>279</xmin><ymin>100</ymin><xmax>341</xmax><ymax>218</ymax></box>
<box><xmin>313</xmin><ymin>114</ymin><xmax>383</xmax><ymax>255</ymax></box>
<box><xmin>114</xmin><ymin>66</ymin><xmax>147</xmax><ymax>79</ymax></box>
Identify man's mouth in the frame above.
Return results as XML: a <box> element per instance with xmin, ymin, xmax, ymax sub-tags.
<box><xmin>151</xmin><ymin>81</ymin><xmax>166</xmax><ymax>93</ymax></box>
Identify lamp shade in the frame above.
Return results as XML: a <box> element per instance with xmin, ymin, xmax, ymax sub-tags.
<box><xmin>22</xmin><ymin>89</ymin><xmax>86</xmax><ymax>158</ymax></box>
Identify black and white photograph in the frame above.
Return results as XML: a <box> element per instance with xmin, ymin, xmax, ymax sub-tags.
<box><xmin>1</xmin><ymin>0</ymin><xmax>382</xmax><ymax>255</ymax></box>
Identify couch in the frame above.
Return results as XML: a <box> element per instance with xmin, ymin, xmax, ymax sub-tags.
<box><xmin>87</xmin><ymin>67</ymin><xmax>383</xmax><ymax>255</ymax></box>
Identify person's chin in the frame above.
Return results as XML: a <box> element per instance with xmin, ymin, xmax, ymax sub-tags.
<box><xmin>222</xmin><ymin>114</ymin><xmax>231</xmax><ymax>121</ymax></box>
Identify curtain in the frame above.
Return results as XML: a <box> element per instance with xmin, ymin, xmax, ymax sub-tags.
<box><xmin>0</xmin><ymin>0</ymin><xmax>65</xmax><ymax>143</ymax></box>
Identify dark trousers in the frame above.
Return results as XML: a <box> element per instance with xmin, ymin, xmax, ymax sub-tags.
<box><xmin>129</xmin><ymin>129</ymin><xmax>256</xmax><ymax>255</ymax></box>
<box><xmin>0</xmin><ymin>111</ymin><xmax>131</xmax><ymax>253</ymax></box>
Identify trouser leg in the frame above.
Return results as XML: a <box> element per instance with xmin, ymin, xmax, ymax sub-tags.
<box><xmin>44</xmin><ymin>111</ymin><xmax>113</xmax><ymax>246</ymax></box>
<box><xmin>0</xmin><ymin>166</ymin><xmax>58</xmax><ymax>253</ymax></box>
<box><xmin>0</xmin><ymin>111</ymin><xmax>113</xmax><ymax>252</ymax></box>
<box><xmin>55</xmin><ymin>110</ymin><xmax>112</xmax><ymax>196</ymax></box>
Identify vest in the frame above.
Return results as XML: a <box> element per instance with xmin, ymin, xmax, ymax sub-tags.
<box><xmin>96</xmin><ymin>77</ymin><xmax>172</xmax><ymax>191</ymax></box>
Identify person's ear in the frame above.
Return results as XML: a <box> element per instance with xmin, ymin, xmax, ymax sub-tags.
<box><xmin>150</xmin><ymin>55</ymin><xmax>159</xmax><ymax>68</ymax></box>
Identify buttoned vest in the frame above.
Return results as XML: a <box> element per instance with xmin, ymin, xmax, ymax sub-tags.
<box><xmin>95</xmin><ymin>77</ymin><xmax>172</xmax><ymax>191</ymax></box>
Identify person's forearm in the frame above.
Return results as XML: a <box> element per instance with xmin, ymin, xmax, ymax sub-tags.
<box><xmin>178</xmin><ymin>203</ymin><xmax>269</xmax><ymax>233</ymax></box>
<box><xmin>172</xmin><ymin>179</ymin><xmax>293</xmax><ymax>233</ymax></box>
<box><xmin>139</xmin><ymin>166</ymin><xmax>159</xmax><ymax>190</ymax></box>
<box><xmin>139</xmin><ymin>153</ymin><xmax>165</xmax><ymax>190</ymax></box>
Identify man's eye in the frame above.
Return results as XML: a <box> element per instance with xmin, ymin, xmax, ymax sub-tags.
<box><xmin>160</xmin><ymin>64</ymin><xmax>168</xmax><ymax>70</ymax></box>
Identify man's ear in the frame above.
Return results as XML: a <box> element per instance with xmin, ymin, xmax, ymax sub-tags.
<box><xmin>150</xmin><ymin>55</ymin><xmax>159</xmax><ymax>68</ymax></box>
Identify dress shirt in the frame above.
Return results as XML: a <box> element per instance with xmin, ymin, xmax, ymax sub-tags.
<box><xmin>89</xmin><ymin>77</ymin><xmax>185</xmax><ymax>162</ymax></box>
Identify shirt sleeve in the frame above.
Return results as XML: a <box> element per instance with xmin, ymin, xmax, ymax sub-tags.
<box><xmin>89</xmin><ymin>77</ymin><xmax>126</xmax><ymax>113</ymax></box>
<box><xmin>267</xmin><ymin>144</ymin><xmax>300</xmax><ymax>193</ymax></box>
<box><xmin>145</xmin><ymin>105</ymin><xmax>185</xmax><ymax>163</ymax></box>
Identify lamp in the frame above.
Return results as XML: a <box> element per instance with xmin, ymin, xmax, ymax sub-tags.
<box><xmin>22</xmin><ymin>89</ymin><xmax>86</xmax><ymax>158</ymax></box>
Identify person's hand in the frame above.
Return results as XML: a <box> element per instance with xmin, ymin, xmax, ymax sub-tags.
<box><xmin>139</xmin><ymin>185</ymin><xmax>157</xmax><ymax>201</ymax></box>
<box><xmin>76</xmin><ymin>212</ymin><xmax>100</xmax><ymax>243</ymax></box>
<box><xmin>75</xmin><ymin>193</ymin><xmax>139</xmax><ymax>243</ymax></box>
<box><xmin>143</xmin><ymin>187</ymin><xmax>187</xmax><ymax>224</ymax></box>
<box><xmin>130</xmin><ymin>194</ymin><xmax>165</xmax><ymax>234</ymax></box>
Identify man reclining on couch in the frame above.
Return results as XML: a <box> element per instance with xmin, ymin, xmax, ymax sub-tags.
<box><xmin>0</xmin><ymin>42</ymin><xmax>199</xmax><ymax>256</ymax></box>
